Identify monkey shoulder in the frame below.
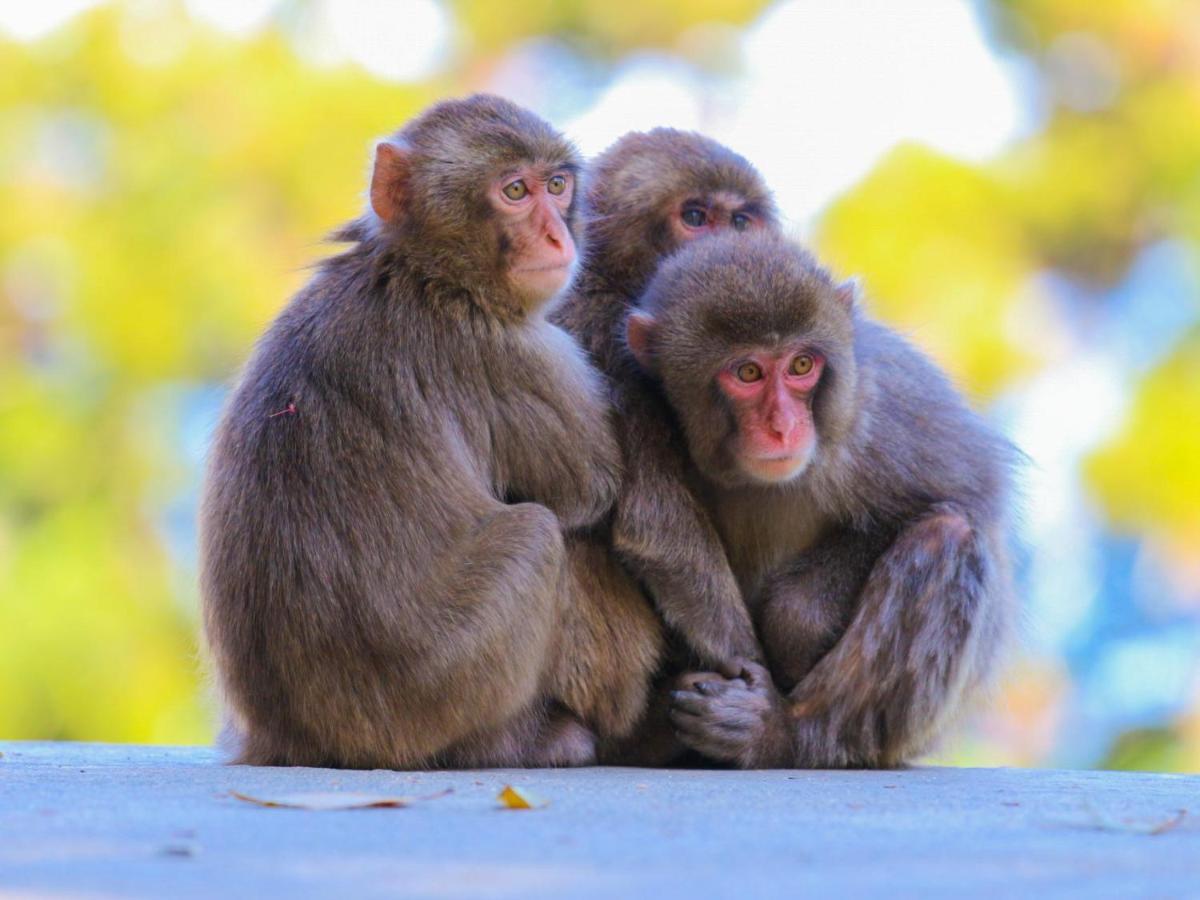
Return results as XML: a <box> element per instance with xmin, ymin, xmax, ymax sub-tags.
<box><xmin>846</xmin><ymin>319</ymin><xmax>1015</xmax><ymax>522</ymax></box>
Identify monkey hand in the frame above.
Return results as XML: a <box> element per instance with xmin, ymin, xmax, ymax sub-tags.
<box><xmin>669</xmin><ymin>661</ymin><xmax>794</xmax><ymax>768</ymax></box>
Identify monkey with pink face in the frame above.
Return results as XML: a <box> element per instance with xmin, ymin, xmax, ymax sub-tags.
<box><xmin>623</xmin><ymin>231</ymin><xmax>1018</xmax><ymax>768</ymax></box>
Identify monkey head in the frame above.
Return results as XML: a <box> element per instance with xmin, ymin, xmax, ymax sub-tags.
<box><xmin>582</xmin><ymin>129</ymin><xmax>779</xmax><ymax>297</ymax></box>
<box><xmin>627</xmin><ymin>232</ymin><xmax>860</xmax><ymax>489</ymax></box>
<box><xmin>369</xmin><ymin>94</ymin><xmax>582</xmax><ymax>313</ymax></box>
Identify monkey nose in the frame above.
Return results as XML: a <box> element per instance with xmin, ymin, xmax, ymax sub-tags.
<box><xmin>545</xmin><ymin>229</ymin><xmax>576</xmax><ymax>266</ymax></box>
<box><xmin>769</xmin><ymin>413</ymin><xmax>798</xmax><ymax>442</ymax></box>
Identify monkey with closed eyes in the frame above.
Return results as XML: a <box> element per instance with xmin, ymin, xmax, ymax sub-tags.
<box><xmin>552</xmin><ymin>129</ymin><xmax>781</xmax><ymax>675</ymax></box>
<box><xmin>200</xmin><ymin>94</ymin><xmax>661</xmax><ymax>770</ymax></box>
<box><xmin>623</xmin><ymin>231</ymin><xmax>1018</xmax><ymax>768</ymax></box>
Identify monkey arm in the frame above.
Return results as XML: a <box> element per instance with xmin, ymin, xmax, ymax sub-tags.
<box><xmin>612</xmin><ymin>385</ymin><xmax>764</xmax><ymax>669</ymax></box>
<box><xmin>491</xmin><ymin>324</ymin><xmax>624</xmax><ymax>531</ymax></box>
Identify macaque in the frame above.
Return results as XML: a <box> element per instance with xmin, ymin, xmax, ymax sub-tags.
<box><xmin>200</xmin><ymin>95</ymin><xmax>661</xmax><ymax>770</ymax></box>
<box><xmin>551</xmin><ymin>129</ymin><xmax>781</xmax><ymax>672</ymax></box>
<box><xmin>625</xmin><ymin>232</ymin><xmax>1018</xmax><ymax>768</ymax></box>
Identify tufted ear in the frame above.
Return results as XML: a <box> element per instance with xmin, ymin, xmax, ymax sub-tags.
<box><xmin>835</xmin><ymin>276</ymin><xmax>862</xmax><ymax>310</ymax></box>
<box><xmin>625</xmin><ymin>311</ymin><xmax>658</xmax><ymax>371</ymax></box>
<box><xmin>370</xmin><ymin>140</ymin><xmax>411</xmax><ymax>223</ymax></box>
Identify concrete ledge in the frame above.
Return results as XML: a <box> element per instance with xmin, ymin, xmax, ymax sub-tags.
<box><xmin>1</xmin><ymin>741</ymin><xmax>1197</xmax><ymax>898</ymax></box>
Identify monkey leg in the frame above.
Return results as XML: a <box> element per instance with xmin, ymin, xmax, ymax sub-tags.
<box><xmin>597</xmin><ymin>635</ymin><xmax>698</xmax><ymax>768</ymax></box>
<box><xmin>548</xmin><ymin>533</ymin><xmax>664</xmax><ymax>743</ymax></box>
<box><xmin>756</xmin><ymin>527</ymin><xmax>893</xmax><ymax>691</ymax></box>
<box><xmin>229</xmin><ymin>502</ymin><xmax>570</xmax><ymax>770</ymax></box>
<box><xmin>785</xmin><ymin>503</ymin><xmax>1009</xmax><ymax>768</ymax></box>
<box><xmin>448</xmin><ymin>532</ymin><xmax>665</xmax><ymax>768</ymax></box>
<box><xmin>438</xmin><ymin>700</ymin><xmax>598</xmax><ymax>769</ymax></box>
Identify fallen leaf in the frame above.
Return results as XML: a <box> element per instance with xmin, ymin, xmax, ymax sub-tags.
<box><xmin>1053</xmin><ymin>801</ymin><xmax>1189</xmax><ymax>836</ymax></box>
<box><xmin>229</xmin><ymin>788</ymin><xmax>452</xmax><ymax>810</ymax></box>
<box><xmin>1150</xmin><ymin>810</ymin><xmax>1188</xmax><ymax>835</ymax></box>
<box><xmin>498</xmin><ymin>785</ymin><xmax>548</xmax><ymax>810</ymax></box>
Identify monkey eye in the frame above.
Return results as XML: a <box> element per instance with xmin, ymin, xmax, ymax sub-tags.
<box><xmin>502</xmin><ymin>179</ymin><xmax>529</xmax><ymax>201</ymax></box>
<box><xmin>735</xmin><ymin>362</ymin><xmax>763</xmax><ymax>383</ymax></box>
<box><xmin>790</xmin><ymin>354</ymin><xmax>815</xmax><ymax>376</ymax></box>
<box><xmin>547</xmin><ymin>174</ymin><xmax>568</xmax><ymax>195</ymax></box>
<box><xmin>731</xmin><ymin>213</ymin><xmax>751</xmax><ymax>232</ymax></box>
<box><xmin>681</xmin><ymin>207</ymin><xmax>707</xmax><ymax>228</ymax></box>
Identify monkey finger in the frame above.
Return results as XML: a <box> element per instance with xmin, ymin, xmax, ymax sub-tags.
<box><xmin>670</xmin><ymin>703</ymin><xmax>744</xmax><ymax>735</ymax></box>
<box><xmin>669</xmin><ymin>691</ymin><xmax>713</xmax><ymax>716</ymax></box>
<box><xmin>675</xmin><ymin>724</ymin><xmax>748</xmax><ymax>761</ymax></box>
<box><xmin>675</xmin><ymin>671</ymin><xmax>727</xmax><ymax>691</ymax></box>
<box><xmin>669</xmin><ymin>709</ymin><xmax>713</xmax><ymax>742</ymax></box>
<box><xmin>716</xmin><ymin>659</ymin><xmax>745</xmax><ymax>679</ymax></box>
<box><xmin>737</xmin><ymin>660</ymin><xmax>772</xmax><ymax>686</ymax></box>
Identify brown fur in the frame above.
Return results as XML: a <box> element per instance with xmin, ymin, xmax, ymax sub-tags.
<box><xmin>551</xmin><ymin>129</ymin><xmax>780</xmax><ymax>672</ymax></box>
<box><xmin>200</xmin><ymin>95</ymin><xmax>661</xmax><ymax>770</ymax></box>
<box><xmin>631</xmin><ymin>232</ymin><xmax>1018</xmax><ymax>768</ymax></box>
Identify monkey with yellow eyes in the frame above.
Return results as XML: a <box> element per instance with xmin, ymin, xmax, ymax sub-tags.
<box><xmin>623</xmin><ymin>232</ymin><xmax>1018</xmax><ymax>769</ymax></box>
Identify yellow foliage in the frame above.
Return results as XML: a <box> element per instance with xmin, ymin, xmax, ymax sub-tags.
<box><xmin>815</xmin><ymin>145</ymin><xmax>1036</xmax><ymax>399</ymax></box>
<box><xmin>449</xmin><ymin>0</ymin><xmax>771</xmax><ymax>57</ymax></box>
<box><xmin>1086</xmin><ymin>333</ymin><xmax>1200</xmax><ymax>554</ymax></box>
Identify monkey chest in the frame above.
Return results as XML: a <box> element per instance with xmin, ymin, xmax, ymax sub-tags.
<box><xmin>711</xmin><ymin>492</ymin><xmax>828</xmax><ymax>601</ymax></box>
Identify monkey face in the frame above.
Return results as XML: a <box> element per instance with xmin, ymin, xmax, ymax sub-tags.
<box><xmin>491</xmin><ymin>167</ymin><xmax>578</xmax><ymax>307</ymax></box>
<box><xmin>629</xmin><ymin>231</ymin><xmax>860</xmax><ymax>490</ymax></box>
<box><xmin>715</xmin><ymin>347</ymin><xmax>825</xmax><ymax>484</ymax></box>
<box><xmin>367</xmin><ymin>95</ymin><xmax>584</xmax><ymax>315</ymax></box>
<box><xmin>578</xmin><ymin>128</ymin><xmax>780</xmax><ymax>296</ymax></box>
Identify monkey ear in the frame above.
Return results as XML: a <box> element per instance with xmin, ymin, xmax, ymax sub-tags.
<box><xmin>835</xmin><ymin>277</ymin><xmax>862</xmax><ymax>310</ymax></box>
<box><xmin>625</xmin><ymin>312</ymin><xmax>658</xmax><ymax>371</ymax></box>
<box><xmin>370</xmin><ymin>140</ymin><xmax>411</xmax><ymax>223</ymax></box>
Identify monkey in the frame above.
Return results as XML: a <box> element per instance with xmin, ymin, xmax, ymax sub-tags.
<box><xmin>622</xmin><ymin>231</ymin><xmax>1018</xmax><ymax>768</ymax></box>
<box><xmin>199</xmin><ymin>94</ymin><xmax>662</xmax><ymax>770</ymax></box>
<box><xmin>550</xmin><ymin>128</ymin><xmax>781</xmax><ymax>674</ymax></box>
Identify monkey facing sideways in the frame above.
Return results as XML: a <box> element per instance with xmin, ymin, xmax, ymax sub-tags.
<box><xmin>552</xmin><ymin>129</ymin><xmax>781</xmax><ymax>673</ymax></box>
<box><xmin>624</xmin><ymin>232</ymin><xmax>1018</xmax><ymax>768</ymax></box>
<box><xmin>200</xmin><ymin>95</ymin><xmax>661</xmax><ymax>769</ymax></box>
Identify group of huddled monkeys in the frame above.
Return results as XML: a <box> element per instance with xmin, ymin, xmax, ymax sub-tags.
<box><xmin>200</xmin><ymin>94</ymin><xmax>1018</xmax><ymax>771</ymax></box>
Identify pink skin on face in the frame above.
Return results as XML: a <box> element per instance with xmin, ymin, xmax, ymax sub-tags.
<box><xmin>715</xmin><ymin>349</ymin><xmax>825</xmax><ymax>484</ymax></box>
<box><xmin>490</xmin><ymin>168</ymin><xmax>577</xmax><ymax>302</ymax></box>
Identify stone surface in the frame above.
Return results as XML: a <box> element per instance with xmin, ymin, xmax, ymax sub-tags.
<box><xmin>0</xmin><ymin>741</ymin><xmax>1197</xmax><ymax>898</ymax></box>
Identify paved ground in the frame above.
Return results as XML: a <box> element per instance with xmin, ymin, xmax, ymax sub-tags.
<box><xmin>0</xmin><ymin>742</ymin><xmax>1197</xmax><ymax>899</ymax></box>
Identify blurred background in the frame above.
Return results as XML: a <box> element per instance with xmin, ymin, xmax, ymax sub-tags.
<box><xmin>1</xmin><ymin>0</ymin><xmax>1197</xmax><ymax>771</ymax></box>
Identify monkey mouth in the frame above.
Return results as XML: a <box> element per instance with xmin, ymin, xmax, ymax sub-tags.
<box><xmin>742</xmin><ymin>447</ymin><xmax>814</xmax><ymax>483</ymax></box>
<box><xmin>513</xmin><ymin>263</ymin><xmax>572</xmax><ymax>274</ymax></box>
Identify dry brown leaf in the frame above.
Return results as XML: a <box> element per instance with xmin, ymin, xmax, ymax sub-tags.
<box><xmin>229</xmin><ymin>788</ymin><xmax>452</xmax><ymax>810</ymax></box>
<box><xmin>497</xmin><ymin>785</ymin><xmax>548</xmax><ymax>810</ymax></box>
<box><xmin>1054</xmin><ymin>801</ymin><xmax>1189</xmax><ymax>836</ymax></box>
<box><xmin>1149</xmin><ymin>810</ymin><xmax>1188</xmax><ymax>835</ymax></box>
